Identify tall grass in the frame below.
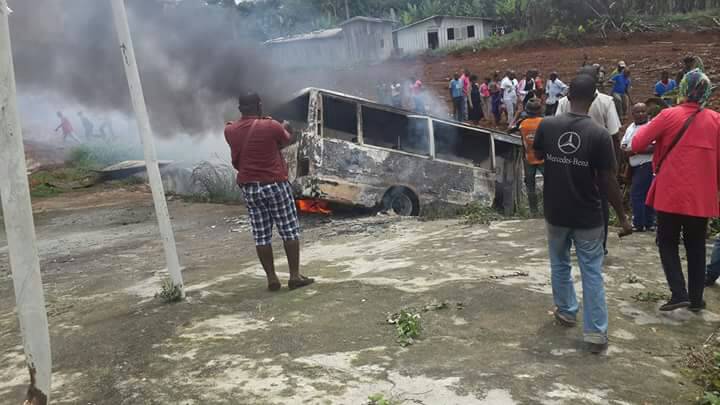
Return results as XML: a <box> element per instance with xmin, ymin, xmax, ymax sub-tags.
<box><xmin>67</xmin><ymin>141</ymin><xmax>143</xmax><ymax>170</ymax></box>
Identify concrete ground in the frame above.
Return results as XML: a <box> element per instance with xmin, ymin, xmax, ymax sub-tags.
<box><xmin>0</xmin><ymin>188</ymin><xmax>717</xmax><ymax>404</ymax></box>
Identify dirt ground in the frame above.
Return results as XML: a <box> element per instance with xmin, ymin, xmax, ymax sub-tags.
<box><xmin>1</xmin><ymin>187</ymin><xmax>719</xmax><ymax>405</ymax></box>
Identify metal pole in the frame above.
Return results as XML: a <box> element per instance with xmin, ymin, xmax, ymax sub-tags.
<box><xmin>0</xmin><ymin>2</ymin><xmax>52</xmax><ymax>404</ymax></box>
<box><xmin>110</xmin><ymin>0</ymin><xmax>184</xmax><ymax>295</ymax></box>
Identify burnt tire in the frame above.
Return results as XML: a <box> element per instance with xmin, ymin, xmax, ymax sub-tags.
<box><xmin>382</xmin><ymin>187</ymin><xmax>420</xmax><ymax>216</ymax></box>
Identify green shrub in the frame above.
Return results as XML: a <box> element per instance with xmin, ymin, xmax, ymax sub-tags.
<box><xmin>155</xmin><ymin>279</ymin><xmax>183</xmax><ymax>303</ymax></box>
<box><xmin>67</xmin><ymin>142</ymin><xmax>143</xmax><ymax>169</ymax></box>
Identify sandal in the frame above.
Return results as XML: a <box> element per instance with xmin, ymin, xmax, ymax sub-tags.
<box><xmin>288</xmin><ymin>276</ymin><xmax>315</xmax><ymax>290</ymax></box>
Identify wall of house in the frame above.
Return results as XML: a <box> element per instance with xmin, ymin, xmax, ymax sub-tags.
<box><xmin>267</xmin><ymin>37</ymin><xmax>347</xmax><ymax>68</ymax></box>
<box><xmin>342</xmin><ymin>21</ymin><xmax>393</xmax><ymax>64</ymax></box>
<box><xmin>395</xmin><ymin>17</ymin><xmax>489</xmax><ymax>54</ymax></box>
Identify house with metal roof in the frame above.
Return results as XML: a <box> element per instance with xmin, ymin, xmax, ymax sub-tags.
<box><xmin>393</xmin><ymin>15</ymin><xmax>495</xmax><ymax>54</ymax></box>
<box><xmin>264</xmin><ymin>16</ymin><xmax>394</xmax><ymax>68</ymax></box>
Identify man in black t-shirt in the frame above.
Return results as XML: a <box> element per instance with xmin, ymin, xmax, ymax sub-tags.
<box><xmin>534</xmin><ymin>74</ymin><xmax>632</xmax><ymax>354</ymax></box>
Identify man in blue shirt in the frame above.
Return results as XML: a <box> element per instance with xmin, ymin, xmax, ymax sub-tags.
<box><xmin>654</xmin><ymin>70</ymin><xmax>677</xmax><ymax>106</ymax></box>
<box><xmin>449</xmin><ymin>73</ymin><xmax>464</xmax><ymax>121</ymax></box>
<box><xmin>610</xmin><ymin>67</ymin><xmax>631</xmax><ymax>118</ymax></box>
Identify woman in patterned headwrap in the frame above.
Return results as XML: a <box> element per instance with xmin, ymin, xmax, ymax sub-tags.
<box><xmin>631</xmin><ymin>69</ymin><xmax>720</xmax><ymax>313</ymax></box>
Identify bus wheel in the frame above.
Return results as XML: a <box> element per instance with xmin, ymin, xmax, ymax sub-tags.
<box><xmin>382</xmin><ymin>187</ymin><xmax>419</xmax><ymax>216</ymax></box>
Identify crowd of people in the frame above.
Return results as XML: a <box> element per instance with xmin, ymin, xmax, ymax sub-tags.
<box><xmin>225</xmin><ymin>53</ymin><xmax>718</xmax><ymax>354</ymax></box>
<box><xmin>54</xmin><ymin>111</ymin><xmax>114</xmax><ymax>144</ymax></box>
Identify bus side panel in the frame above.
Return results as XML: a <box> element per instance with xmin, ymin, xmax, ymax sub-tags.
<box><xmin>313</xmin><ymin>139</ymin><xmax>496</xmax><ymax>207</ymax></box>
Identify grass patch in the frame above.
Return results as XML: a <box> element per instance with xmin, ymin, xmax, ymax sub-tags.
<box><xmin>429</xmin><ymin>30</ymin><xmax>529</xmax><ymax>56</ymax></box>
<box><xmin>386</xmin><ymin>301</ymin><xmax>462</xmax><ymax>347</ymax></box>
<box><xmin>29</xmin><ymin>167</ymin><xmax>97</xmax><ymax>198</ymax></box>
<box><xmin>367</xmin><ymin>394</ymin><xmax>401</xmax><ymax>405</ymax></box>
<box><xmin>155</xmin><ymin>279</ymin><xmax>183</xmax><ymax>303</ymax></box>
<box><xmin>631</xmin><ymin>291</ymin><xmax>669</xmax><ymax>303</ymax></box>
<box><xmin>686</xmin><ymin>330</ymin><xmax>720</xmax><ymax>404</ymax></box>
<box><xmin>67</xmin><ymin>142</ymin><xmax>143</xmax><ymax>170</ymax></box>
<box><xmin>461</xmin><ymin>202</ymin><xmax>503</xmax><ymax>225</ymax></box>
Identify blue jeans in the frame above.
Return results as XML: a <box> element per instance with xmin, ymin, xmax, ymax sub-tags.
<box><xmin>707</xmin><ymin>236</ymin><xmax>720</xmax><ymax>279</ymax></box>
<box><xmin>630</xmin><ymin>162</ymin><xmax>655</xmax><ymax>229</ymax></box>
<box><xmin>547</xmin><ymin>223</ymin><xmax>607</xmax><ymax>344</ymax></box>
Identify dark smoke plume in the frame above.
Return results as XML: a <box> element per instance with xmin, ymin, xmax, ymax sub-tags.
<box><xmin>9</xmin><ymin>0</ymin><xmax>268</xmax><ymax>137</ymax></box>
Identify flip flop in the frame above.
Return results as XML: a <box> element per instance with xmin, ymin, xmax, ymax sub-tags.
<box><xmin>288</xmin><ymin>276</ymin><xmax>315</xmax><ymax>290</ymax></box>
<box><xmin>268</xmin><ymin>281</ymin><xmax>282</xmax><ymax>292</ymax></box>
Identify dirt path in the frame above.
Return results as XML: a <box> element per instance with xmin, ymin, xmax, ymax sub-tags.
<box><xmin>1</xmin><ymin>188</ymin><xmax>718</xmax><ymax>404</ymax></box>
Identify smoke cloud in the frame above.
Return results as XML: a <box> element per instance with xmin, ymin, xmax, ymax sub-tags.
<box><xmin>9</xmin><ymin>0</ymin><xmax>269</xmax><ymax>137</ymax></box>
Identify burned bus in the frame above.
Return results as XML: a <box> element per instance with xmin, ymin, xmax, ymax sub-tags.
<box><xmin>273</xmin><ymin>88</ymin><xmax>524</xmax><ymax>216</ymax></box>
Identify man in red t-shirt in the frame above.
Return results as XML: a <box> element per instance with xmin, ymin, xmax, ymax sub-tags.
<box><xmin>55</xmin><ymin>111</ymin><xmax>81</xmax><ymax>144</ymax></box>
<box><xmin>224</xmin><ymin>93</ymin><xmax>314</xmax><ymax>291</ymax></box>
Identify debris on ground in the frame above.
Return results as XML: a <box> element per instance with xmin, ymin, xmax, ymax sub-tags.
<box><xmin>490</xmin><ymin>271</ymin><xmax>530</xmax><ymax>280</ymax></box>
<box><xmin>632</xmin><ymin>291</ymin><xmax>670</xmax><ymax>303</ymax></box>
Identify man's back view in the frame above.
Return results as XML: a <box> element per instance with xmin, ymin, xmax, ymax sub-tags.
<box><xmin>534</xmin><ymin>75</ymin><xmax>631</xmax><ymax>353</ymax></box>
<box><xmin>224</xmin><ymin>93</ymin><xmax>314</xmax><ymax>292</ymax></box>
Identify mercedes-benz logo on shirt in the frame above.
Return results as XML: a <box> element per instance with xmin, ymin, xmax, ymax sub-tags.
<box><xmin>558</xmin><ymin>132</ymin><xmax>581</xmax><ymax>155</ymax></box>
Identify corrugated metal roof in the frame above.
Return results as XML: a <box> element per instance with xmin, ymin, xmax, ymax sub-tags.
<box><xmin>392</xmin><ymin>15</ymin><xmax>495</xmax><ymax>33</ymax></box>
<box><xmin>265</xmin><ymin>28</ymin><xmax>343</xmax><ymax>45</ymax></box>
<box><xmin>339</xmin><ymin>16</ymin><xmax>394</xmax><ymax>26</ymax></box>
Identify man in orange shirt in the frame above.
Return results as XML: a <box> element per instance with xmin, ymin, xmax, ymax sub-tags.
<box><xmin>518</xmin><ymin>98</ymin><xmax>545</xmax><ymax>215</ymax></box>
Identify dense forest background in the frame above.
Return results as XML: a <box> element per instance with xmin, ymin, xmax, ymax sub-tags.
<box><xmin>205</xmin><ymin>0</ymin><xmax>720</xmax><ymax>39</ymax></box>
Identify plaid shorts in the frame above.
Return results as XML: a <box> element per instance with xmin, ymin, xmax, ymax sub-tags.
<box><xmin>241</xmin><ymin>181</ymin><xmax>300</xmax><ymax>246</ymax></box>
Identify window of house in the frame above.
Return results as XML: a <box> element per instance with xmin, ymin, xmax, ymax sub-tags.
<box><xmin>447</xmin><ymin>27</ymin><xmax>455</xmax><ymax>40</ymax></box>
<box><xmin>362</xmin><ymin>107</ymin><xmax>430</xmax><ymax>156</ymax></box>
<box><xmin>322</xmin><ymin>95</ymin><xmax>358</xmax><ymax>142</ymax></box>
<box><xmin>467</xmin><ymin>25</ymin><xmax>475</xmax><ymax>38</ymax></box>
<box><xmin>433</xmin><ymin>121</ymin><xmax>492</xmax><ymax>169</ymax></box>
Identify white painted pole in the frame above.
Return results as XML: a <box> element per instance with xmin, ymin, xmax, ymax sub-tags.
<box><xmin>110</xmin><ymin>0</ymin><xmax>184</xmax><ymax>295</ymax></box>
<box><xmin>0</xmin><ymin>1</ymin><xmax>52</xmax><ymax>404</ymax></box>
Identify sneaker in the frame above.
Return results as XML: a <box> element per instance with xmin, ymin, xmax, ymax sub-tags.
<box><xmin>706</xmin><ymin>274</ymin><xmax>719</xmax><ymax>287</ymax></box>
<box><xmin>632</xmin><ymin>226</ymin><xmax>645</xmax><ymax>233</ymax></box>
<box><xmin>587</xmin><ymin>342</ymin><xmax>608</xmax><ymax>354</ymax></box>
<box><xmin>689</xmin><ymin>301</ymin><xmax>707</xmax><ymax>313</ymax></box>
<box><xmin>659</xmin><ymin>298</ymin><xmax>690</xmax><ymax>311</ymax></box>
<box><xmin>646</xmin><ymin>226</ymin><xmax>656</xmax><ymax>232</ymax></box>
<box><xmin>553</xmin><ymin>308</ymin><xmax>577</xmax><ymax>327</ymax></box>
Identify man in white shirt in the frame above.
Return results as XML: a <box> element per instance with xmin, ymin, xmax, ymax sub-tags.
<box><xmin>545</xmin><ymin>72</ymin><xmax>568</xmax><ymax>116</ymax></box>
<box><xmin>556</xmin><ymin>67</ymin><xmax>623</xmax><ymax>255</ymax></box>
<box><xmin>501</xmin><ymin>71</ymin><xmax>518</xmax><ymax>128</ymax></box>
<box><xmin>620</xmin><ymin>103</ymin><xmax>655</xmax><ymax>232</ymax></box>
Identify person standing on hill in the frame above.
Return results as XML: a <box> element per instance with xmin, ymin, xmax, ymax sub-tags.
<box><xmin>78</xmin><ymin>112</ymin><xmax>94</xmax><ymax>139</ymax></box>
<box><xmin>480</xmin><ymin>77</ymin><xmax>492</xmax><ymax>120</ymax></box>
<box><xmin>501</xmin><ymin>71</ymin><xmax>518</xmax><ymax>128</ymax></box>
<box><xmin>224</xmin><ymin>93</ymin><xmax>315</xmax><ymax>292</ymax></box>
<box><xmin>534</xmin><ymin>74</ymin><xmax>632</xmax><ymax>354</ymax></box>
<box><xmin>449</xmin><ymin>73</ymin><xmax>464</xmax><ymax>121</ymax></box>
<box><xmin>517</xmin><ymin>98</ymin><xmax>545</xmax><ymax>215</ymax></box>
<box><xmin>610</xmin><ymin>65</ymin><xmax>632</xmax><ymax>118</ymax></box>
<box><xmin>632</xmin><ymin>70</ymin><xmax>720</xmax><ymax>313</ymax></box>
<box><xmin>545</xmin><ymin>72</ymin><xmax>568</xmax><ymax>116</ymax></box>
<box><xmin>469</xmin><ymin>75</ymin><xmax>484</xmax><ymax>125</ymax></box>
<box><xmin>621</xmin><ymin>103</ymin><xmax>655</xmax><ymax>233</ymax></box>
<box><xmin>490</xmin><ymin>72</ymin><xmax>503</xmax><ymax>125</ymax></box>
<box><xmin>655</xmin><ymin>71</ymin><xmax>677</xmax><ymax>103</ymax></box>
<box><xmin>460</xmin><ymin>69</ymin><xmax>472</xmax><ymax>121</ymax></box>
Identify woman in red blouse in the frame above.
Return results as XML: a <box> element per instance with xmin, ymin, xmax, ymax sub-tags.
<box><xmin>632</xmin><ymin>70</ymin><xmax>720</xmax><ymax>313</ymax></box>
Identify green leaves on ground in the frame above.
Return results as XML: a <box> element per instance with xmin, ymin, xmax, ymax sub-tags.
<box><xmin>155</xmin><ymin>279</ymin><xmax>183</xmax><ymax>303</ymax></box>
<box><xmin>631</xmin><ymin>291</ymin><xmax>669</xmax><ymax>303</ymax></box>
<box><xmin>367</xmin><ymin>393</ymin><xmax>401</xmax><ymax>405</ymax></box>
<box><xmin>461</xmin><ymin>202</ymin><xmax>502</xmax><ymax>225</ymax></box>
<box><xmin>386</xmin><ymin>300</ymin><xmax>463</xmax><ymax>346</ymax></box>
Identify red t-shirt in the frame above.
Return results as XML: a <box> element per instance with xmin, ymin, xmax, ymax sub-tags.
<box><xmin>224</xmin><ymin>117</ymin><xmax>291</xmax><ymax>184</ymax></box>
<box><xmin>61</xmin><ymin>117</ymin><xmax>73</xmax><ymax>135</ymax></box>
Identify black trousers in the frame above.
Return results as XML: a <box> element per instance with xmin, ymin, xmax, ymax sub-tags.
<box><xmin>656</xmin><ymin>211</ymin><xmax>708</xmax><ymax>305</ymax></box>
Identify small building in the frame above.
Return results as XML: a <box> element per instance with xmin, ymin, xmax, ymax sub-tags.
<box><xmin>393</xmin><ymin>15</ymin><xmax>495</xmax><ymax>54</ymax></box>
<box><xmin>265</xmin><ymin>17</ymin><xmax>394</xmax><ymax>68</ymax></box>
